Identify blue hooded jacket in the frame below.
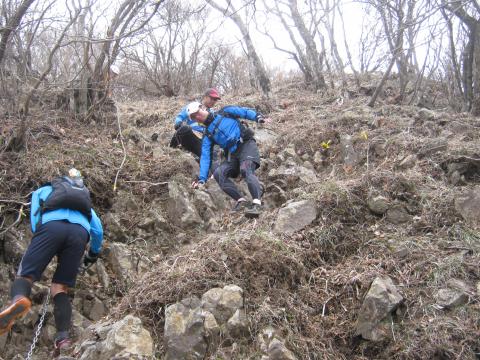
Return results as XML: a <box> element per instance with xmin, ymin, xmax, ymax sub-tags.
<box><xmin>198</xmin><ymin>105</ymin><xmax>259</xmax><ymax>182</ymax></box>
<box><xmin>30</xmin><ymin>185</ymin><xmax>104</xmax><ymax>254</ymax></box>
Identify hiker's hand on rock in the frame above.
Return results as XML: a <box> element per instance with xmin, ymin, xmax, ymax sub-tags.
<box><xmin>192</xmin><ymin>180</ymin><xmax>205</xmax><ymax>189</ymax></box>
<box><xmin>256</xmin><ymin>114</ymin><xmax>271</xmax><ymax>124</ymax></box>
<box><xmin>84</xmin><ymin>250</ymin><xmax>99</xmax><ymax>267</ymax></box>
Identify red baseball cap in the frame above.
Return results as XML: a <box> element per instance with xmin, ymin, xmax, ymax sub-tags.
<box><xmin>204</xmin><ymin>88</ymin><xmax>221</xmax><ymax>100</ymax></box>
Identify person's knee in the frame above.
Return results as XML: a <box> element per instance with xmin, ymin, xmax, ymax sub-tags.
<box><xmin>240</xmin><ymin>160</ymin><xmax>255</xmax><ymax>178</ymax></box>
<box><xmin>51</xmin><ymin>283</ymin><xmax>69</xmax><ymax>298</ymax></box>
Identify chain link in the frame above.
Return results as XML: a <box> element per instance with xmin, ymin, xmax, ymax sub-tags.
<box><xmin>25</xmin><ymin>288</ymin><xmax>51</xmax><ymax>360</ymax></box>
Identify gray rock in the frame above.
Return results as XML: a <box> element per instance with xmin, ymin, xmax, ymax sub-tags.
<box><xmin>386</xmin><ymin>205</ymin><xmax>412</xmax><ymax>225</ymax></box>
<box><xmin>164</xmin><ymin>298</ymin><xmax>209</xmax><ymax>360</ymax></box>
<box><xmin>367</xmin><ymin>196</ymin><xmax>389</xmax><ymax>215</ymax></box>
<box><xmin>454</xmin><ymin>187</ymin><xmax>480</xmax><ymax>229</ymax></box>
<box><xmin>192</xmin><ymin>189</ymin><xmax>217</xmax><ymax>227</ymax></box>
<box><xmin>201</xmin><ymin>284</ymin><xmax>244</xmax><ymax>325</ymax></box>
<box><xmin>166</xmin><ymin>182</ymin><xmax>202</xmax><ymax>228</ymax></box>
<box><xmin>355</xmin><ymin>276</ymin><xmax>403</xmax><ymax>341</ymax></box>
<box><xmin>340</xmin><ymin>135</ymin><xmax>360</xmax><ymax>168</ymax></box>
<box><xmin>105</xmin><ymin>243</ymin><xmax>148</xmax><ymax>283</ymax></box>
<box><xmin>258</xmin><ymin>327</ymin><xmax>297</xmax><ymax>360</ymax></box>
<box><xmin>103</xmin><ymin>212</ymin><xmax>128</xmax><ymax>243</ymax></box>
<box><xmin>255</xmin><ymin>128</ymin><xmax>278</xmax><ymax>147</ymax></box>
<box><xmin>268</xmin><ymin>338</ymin><xmax>298</xmax><ymax>360</ymax></box>
<box><xmin>274</xmin><ymin>200</ymin><xmax>317</xmax><ymax>234</ymax></box>
<box><xmin>418</xmin><ymin>108</ymin><xmax>436</xmax><ymax>120</ymax></box>
<box><xmin>84</xmin><ymin>297</ymin><xmax>107</xmax><ymax>321</ymax></box>
<box><xmin>435</xmin><ymin>288</ymin><xmax>468</xmax><ymax>308</ymax></box>
<box><xmin>95</xmin><ymin>260</ymin><xmax>110</xmax><ymax>289</ymax></box>
<box><xmin>3</xmin><ymin>230</ymin><xmax>29</xmax><ymax>262</ymax></box>
<box><xmin>226</xmin><ymin>309</ymin><xmax>248</xmax><ymax>338</ymax></box>
<box><xmin>96</xmin><ymin>315</ymin><xmax>153</xmax><ymax>359</ymax></box>
<box><xmin>268</xmin><ymin>164</ymin><xmax>318</xmax><ymax>186</ymax></box>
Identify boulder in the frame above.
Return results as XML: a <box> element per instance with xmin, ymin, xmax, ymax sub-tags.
<box><xmin>435</xmin><ymin>288</ymin><xmax>468</xmax><ymax>308</ymax></box>
<box><xmin>258</xmin><ymin>327</ymin><xmax>297</xmax><ymax>360</ymax></box>
<box><xmin>255</xmin><ymin>128</ymin><xmax>278</xmax><ymax>147</ymax></box>
<box><xmin>417</xmin><ymin>108</ymin><xmax>435</xmax><ymax>121</ymax></box>
<box><xmin>274</xmin><ymin>200</ymin><xmax>317</xmax><ymax>234</ymax></box>
<box><xmin>367</xmin><ymin>196</ymin><xmax>389</xmax><ymax>215</ymax></box>
<box><xmin>268</xmin><ymin>338</ymin><xmax>298</xmax><ymax>360</ymax></box>
<box><xmin>268</xmin><ymin>163</ymin><xmax>318</xmax><ymax>186</ymax></box>
<box><xmin>105</xmin><ymin>243</ymin><xmax>147</xmax><ymax>282</ymax></box>
<box><xmin>103</xmin><ymin>212</ymin><xmax>129</xmax><ymax>243</ymax></box>
<box><xmin>78</xmin><ymin>315</ymin><xmax>153</xmax><ymax>359</ymax></box>
<box><xmin>164</xmin><ymin>297</ymin><xmax>210</xmax><ymax>360</ymax></box>
<box><xmin>226</xmin><ymin>309</ymin><xmax>248</xmax><ymax>338</ymax></box>
<box><xmin>454</xmin><ymin>187</ymin><xmax>480</xmax><ymax>229</ymax></box>
<box><xmin>166</xmin><ymin>182</ymin><xmax>202</xmax><ymax>228</ymax></box>
<box><xmin>201</xmin><ymin>284</ymin><xmax>244</xmax><ymax>324</ymax></box>
<box><xmin>103</xmin><ymin>315</ymin><xmax>153</xmax><ymax>358</ymax></box>
<box><xmin>340</xmin><ymin>135</ymin><xmax>360</xmax><ymax>168</ymax></box>
<box><xmin>355</xmin><ymin>276</ymin><xmax>403</xmax><ymax>341</ymax></box>
<box><xmin>386</xmin><ymin>205</ymin><xmax>412</xmax><ymax>225</ymax></box>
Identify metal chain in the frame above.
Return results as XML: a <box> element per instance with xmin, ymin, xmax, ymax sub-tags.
<box><xmin>25</xmin><ymin>288</ymin><xmax>51</xmax><ymax>360</ymax></box>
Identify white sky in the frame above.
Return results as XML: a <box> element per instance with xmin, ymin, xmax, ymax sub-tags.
<box><xmin>205</xmin><ymin>0</ymin><xmax>366</xmax><ymax>71</ymax></box>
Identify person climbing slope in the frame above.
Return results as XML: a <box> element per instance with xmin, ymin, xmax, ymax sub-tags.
<box><xmin>0</xmin><ymin>168</ymin><xmax>103</xmax><ymax>356</ymax></box>
<box><xmin>189</xmin><ymin>102</ymin><xmax>270</xmax><ymax>218</ymax></box>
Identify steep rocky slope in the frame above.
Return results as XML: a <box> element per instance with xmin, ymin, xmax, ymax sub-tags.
<box><xmin>0</xmin><ymin>81</ymin><xmax>479</xmax><ymax>359</ymax></box>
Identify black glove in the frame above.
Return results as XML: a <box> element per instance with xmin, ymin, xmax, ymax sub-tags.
<box><xmin>83</xmin><ymin>249</ymin><xmax>99</xmax><ymax>267</ymax></box>
<box><xmin>174</xmin><ymin>122</ymin><xmax>183</xmax><ymax>130</ymax></box>
<box><xmin>256</xmin><ymin>114</ymin><xmax>266</xmax><ymax>123</ymax></box>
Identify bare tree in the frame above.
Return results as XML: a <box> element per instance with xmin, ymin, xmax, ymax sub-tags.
<box><xmin>205</xmin><ymin>0</ymin><xmax>271</xmax><ymax>97</ymax></box>
<box><xmin>442</xmin><ymin>0</ymin><xmax>480</xmax><ymax>114</ymax></box>
<box><xmin>287</xmin><ymin>0</ymin><xmax>327</xmax><ymax>90</ymax></box>
<box><xmin>123</xmin><ymin>1</ymin><xmax>210</xmax><ymax>96</ymax></box>
<box><xmin>0</xmin><ymin>0</ymin><xmax>36</xmax><ymax>65</ymax></box>
<box><xmin>260</xmin><ymin>0</ymin><xmax>327</xmax><ymax>90</ymax></box>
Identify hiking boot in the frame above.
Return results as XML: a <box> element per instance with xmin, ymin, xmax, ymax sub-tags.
<box><xmin>244</xmin><ymin>203</ymin><xmax>262</xmax><ymax>218</ymax></box>
<box><xmin>231</xmin><ymin>200</ymin><xmax>249</xmax><ymax>213</ymax></box>
<box><xmin>53</xmin><ymin>338</ymin><xmax>73</xmax><ymax>358</ymax></box>
<box><xmin>0</xmin><ymin>296</ymin><xmax>31</xmax><ymax>336</ymax></box>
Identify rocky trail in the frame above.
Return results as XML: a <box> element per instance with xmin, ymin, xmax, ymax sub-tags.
<box><xmin>0</xmin><ymin>81</ymin><xmax>479</xmax><ymax>359</ymax></box>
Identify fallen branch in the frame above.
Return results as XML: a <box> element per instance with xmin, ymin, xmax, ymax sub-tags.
<box><xmin>113</xmin><ymin>103</ymin><xmax>127</xmax><ymax>192</ymax></box>
<box><xmin>0</xmin><ymin>199</ymin><xmax>31</xmax><ymax>206</ymax></box>
<box><xmin>0</xmin><ymin>205</ymin><xmax>25</xmax><ymax>236</ymax></box>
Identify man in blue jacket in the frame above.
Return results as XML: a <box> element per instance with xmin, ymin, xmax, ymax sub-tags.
<box><xmin>169</xmin><ymin>88</ymin><xmax>221</xmax><ymax>158</ymax></box>
<box><xmin>189</xmin><ymin>102</ymin><xmax>269</xmax><ymax>218</ymax></box>
<box><xmin>0</xmin><ymin>168</ymin><xmax>103</xmax><ymax>354</ymax></box>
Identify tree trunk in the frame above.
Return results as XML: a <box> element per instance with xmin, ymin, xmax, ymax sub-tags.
<box><xmin>471</xmin><ymin>23</ymin><xmax>480</xmax><ymax>115</ymax></box>
<box><xmin>205</xmin><ymin>0</ymin><xmax>271</xmax><ymax>97</ymax></box>
<box><xmin>288</xmin><ymin>0</ymin><xmax>326</xmax><ymax>90</ymax></box>
<box><xmin>0</xmin><ymin>0</ymin><xmax>36</xmax><ymax>66</ymax></box>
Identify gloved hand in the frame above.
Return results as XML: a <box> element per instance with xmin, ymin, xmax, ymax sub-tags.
<box><xmin>256</xmin><ymin>114</ymin><xmax>271</xmax><ymax>124</ymax></box>
<box><xmin>191</xmin><ymin>180</ymin><xmax>205</xmax><ymax>190</ymax></box>
<box><xmin>174</xmin><ymin>122</ymin><xmax>183</xmax><ymax>130</ymax></box>
<box><xmin>83</xmin><ymin>249</ymin><xmax>99</xmax><ymax>267</ymax></box>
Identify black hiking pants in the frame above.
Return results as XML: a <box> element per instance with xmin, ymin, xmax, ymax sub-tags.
<box><xmin>169</xmin><ymin>125</ymin><xmax>202</xmax><ymax>158</ymax></box>
<box><xmin>17</xmin><ymin>220</ymin><xmax>88</xmax><ymax>287</ymax></box>
<box><xmin>213</xmin><ymin>139</ymin><xmax>263</xmax><ymax>201</ymax></box>
<box><xmin>170</xmin><ymin>124</ymin><xmax>221</xmax><ymax>172</ymax></box>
